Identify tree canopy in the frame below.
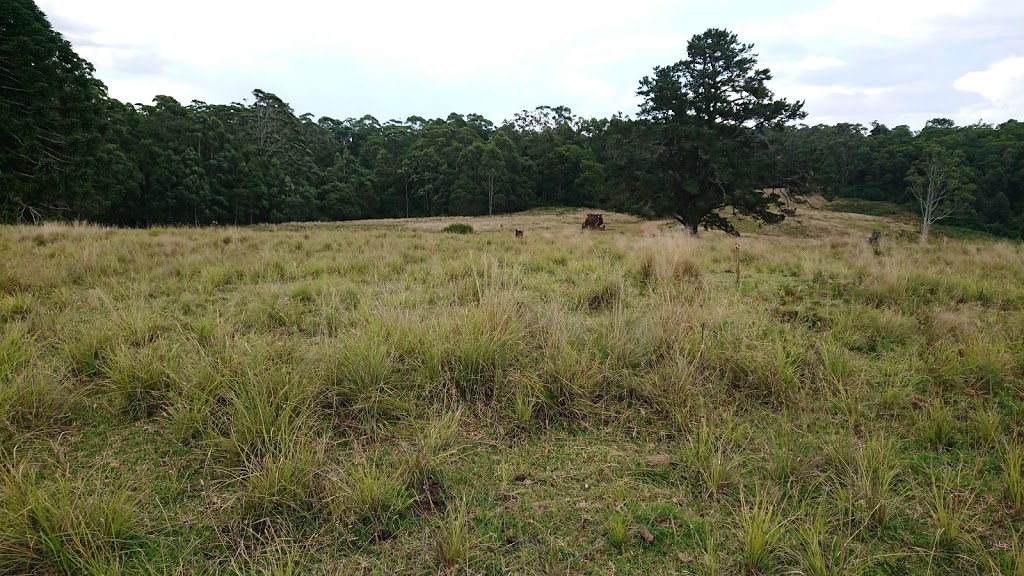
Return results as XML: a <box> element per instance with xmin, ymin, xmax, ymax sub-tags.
<box><xmin>636</xmin><ymin>28</ymin><xmax>807</xmax><ymax>235</ymax></box>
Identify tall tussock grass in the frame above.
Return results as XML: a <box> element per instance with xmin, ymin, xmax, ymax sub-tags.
<box><xmin>2</xmin><ymin>208</ymin><xmax>1023</xmax><ymax>573</ymax></box>
<box><xmin>0</xmin><ymin>324</ymin><xmax>80</xmax><ymax>441</ymax></box>
<box><xmin>834</xmin><ymin>436</ymin><xmax>902</xmax><ymax>529</ymax></box>
<box><xmin>320</xmin><ymin>337</ymin><xmax>409</xmax><ymax>430</ymax></box>
<box><xmin>0</xmin><ymin>461</ymin><xmax>144</xmax><ymax>575</ymax></box>
<box><xmin>223</xmin><ymin>367</ymin><xmax>317</xmax><ymax>461</ymax></box>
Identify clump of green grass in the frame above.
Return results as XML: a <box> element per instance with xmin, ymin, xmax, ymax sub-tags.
<box><xmin>599</xmin><ymin>310</ymin><xmax>665</xmax><ymax>374</ymax></box>
<box><xmin>579</xmin><ymin>277</ymin><xmax>623</xmax><ymax>311</ymax></box>
<box><xmin>0</xmin><ymin>322</ymin><xmax>31</xmax><ymax>383</ymax></box>
<box><xmin>61</xmin><ymin>325</ymin><xmax>112</xmax><ymax>379</ymax></box>
<box><xmin>229</xmin><ymin>541</ymin><xmax>306</xmax><ymax>576</ymax></box>
<box><xmin>540</xmin><ymin>548</ymin><xmax>565</xmax><ymax>575</ymax></box>
<box><xmin>0</xmin><ymin>325</ymin><xmax>81</xmax><ymax>441</ymax></box>
<box><xmin>442</xmin><ymin>223</ymin><xmax>474</xmax><ymax>234</ymax></box>
<box><xmin>737</xmin><ymin>495</ymin><xmax>787</xmax><ymax>574</ymax></box>
<box><xmin>340</xmin><ymin>459</ymin><xmax>413</xmax><ymax>529</ymax></box>
<box><xmin>187</xmin><ymin>314</ymin><xmax>224</xmax><ymax>345</ymax></box>
<box><xmin>637</xmin><ymin>249</ymin><xmax>704</xmax><ymax>290</ymax></box>
<box><xmin>234</xmin><ymin>435</ymin><xmax>331</xmax><ymax>526</ymax></box>
<box><xmin>536</xmin><ymin>337</ymin><xmax>595</xmax><ymax>423</ymax></box>
<box><xmin>451</xmin><ymin>327</ymin><xmax>508</xmax><ymax>401</ymax></box>
<box><xmin>924</xmin><ymin>338</ymin><xmax>970</xmax><ymax>390</ymax></box>
<box><xmin>0</xmin><ymin>367</ymin><xmax>80</xmax><ymax>442</ymax></box>
<box><xmin>406</xmin><ymin>409</ymin><xmax>461</xmax><ymax>484</ymax></box>
<box><xmin>0</xmin><ymin>291</ymin><xmax>34</xmax><ymax>321</ymax></box>
<box><xmin>792</xmin><ymin>509</ymin><xmax>869</xmax><ymax>576</ymax></box>
<box><xmin>224</xmin><ymin>368</ymin><xmax>315</xmax><ymax>461</ymax></box>
<box><xmin>682</xmin><ymin>419</ymin><xmax>743</xmax><ymax>499</ymax></box>
<box><xmin>818</xmin><ymin>339</ymin><xmax>854</xmax><ymax>387</ymax></box>
<box><xmin>918</xmin><ymin>399</ymin><xmax>959</xmax><ymax>449</ymax></box>
<box><xmin>1012</xmin><ymin>531</ymin><xmax>1024</xmax><ymax>576</ymax></box>
<box><xmin>962</xmin><ymin>333</ymin><xmax>1014</xmax><ymax>394</ymax></box>
<box><xmin>102</xmin><ymin>341</ymin><xmax>179</xmax><ymax>418</ymax></box>
<box><xmin>840</xmin><ymin>436</ymin><xmax>901</xmax><ymax>529</ymax></box>
<box><xmin>832</xmin><ymin>381</ymin><xmax>867</xmax><ymax>433</ymax></box>
<box><xmin>604</xmin><ymin>511</ymin><xmax>629</xmax><ymax>552</ymax></box>
<box><xmin>710</xmin><ymin>322</ymin><xmax>807</xmax><ymax>407</ymax></box>
<box><xmin>928</xmin><ymin>467</ymin><xmax>977</xmax><ymax>550</ymax></box>
<box><xmin>699</xmin><ymin>531</ymin><xmax>721</xmax><ymax>576</ymax></box>
<box><xmin>436</xmin><ymin>502</ymin><xmax>471</xmax><ymax>571</ymax></box>
<box><xmin>321</xmin><ymin>338</ymin><xmax>409</xmax><ymax>431</ymax></box>
<box><xmin>0</xmin><ymin>462</ymin><xmax>144</xmax><ymax>575</ymax></box>
<box><xmin>966</xmin><ymin>406</ymin><xmax>1002</xmax><ymax>449</ymax></box>
<box><xmin>1004</xmin><ymin>441</ymin><xmax>1024</xmax><ymax>514</ymax></box>
<box><xmin>508</xmin><ymin>379</ymin><xmax>539</xmax><ymax>431</ymax></box>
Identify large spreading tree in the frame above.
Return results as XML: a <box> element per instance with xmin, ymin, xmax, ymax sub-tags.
<box><xmin>637</xmin><ymin>28</ymin><xmax>807</xmax><ymax>235</ymax></box>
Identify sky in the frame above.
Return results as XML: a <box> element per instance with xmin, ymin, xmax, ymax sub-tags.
<box><xmin>37</xmin><ymin>0</ymin><xmax>1024</xmax><ymax>129</ymax></box>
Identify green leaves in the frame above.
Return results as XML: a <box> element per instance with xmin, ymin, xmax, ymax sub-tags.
<box><xmin>0</xmin><ymin>0</ymin><xmax>113</xmax><ymax>222</ymax></box>
<box><xmin>637</xmin><ymin>28</ymin><xmax>807</xmax><ymax>235</ymax></box>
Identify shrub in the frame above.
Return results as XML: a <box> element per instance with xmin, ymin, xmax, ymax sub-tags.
<box><xmin>442</xmin><ymin>223</ymin><xmax>474</xmax><ymax>234</ymax></box>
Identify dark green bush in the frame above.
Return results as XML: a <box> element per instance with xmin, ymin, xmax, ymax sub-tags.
<box><xmin>442</xmin><ymin>223</ymin><xmax>474</xmax><ymax>234</ymax></box>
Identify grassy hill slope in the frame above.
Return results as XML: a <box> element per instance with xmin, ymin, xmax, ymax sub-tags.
<box><xmin>1</xmin><ymin>202</ymin><xmax>1022</xmax><ymax>574</ymax></box>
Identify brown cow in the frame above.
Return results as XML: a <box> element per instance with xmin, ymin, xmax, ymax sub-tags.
<box><xmin>515</xmin><ymin>229</ymin><xmax>524</xmax><ymax>239</ymax></box>
<box><xmin>582</xmin><ymin>214</ymin><xmax>605</xmax><ymax>230</ymax></box>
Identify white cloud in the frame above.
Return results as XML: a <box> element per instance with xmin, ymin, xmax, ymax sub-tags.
<box><xmin>40</xmin><ymin>0</ymin><xmax>673</xmax><ymax>79</ymax></box>
<box><xmin>769</xmin><ymin>56</ymin><xmax>845</xmax><ymax>76</ymax></box>
<box><xmin>953</xmin><ymin>56</ymin><xmax>1024</xmax><ymax>121</ymax></box>
<box><xmin>770</xmin><ymin>56</ymin><xmax>890</xmax><ymax>112</ymax></box>
<box><xmin>38</xmin><ymin>0</ymin><xmax>684</xmax><ymax>117</ymax></box>
<box><xmin>745</xmin><ymin>0</ymin><xmax>987</xmax><ymax>47</ymax></box>
<box><xmin>33</xmin><ymin>0</ymin><xmax>1024</xmax><ymax>126</ymax></box>
<box><xmin>780</xmin><ymin>84</ymin><xmax>892</xmax><ymax>100</ymax></box>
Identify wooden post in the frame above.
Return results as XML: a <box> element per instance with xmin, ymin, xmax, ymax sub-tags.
<box><xmin>734</xmin><ymin>243</ymin><xmax>741</xmax><ymax>287</ymax></box>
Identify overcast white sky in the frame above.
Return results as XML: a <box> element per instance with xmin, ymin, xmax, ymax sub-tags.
<box><xmin>38</xmin><ymin>0</ymin><xmax>1024</xmax><ymax>129</ymax></box>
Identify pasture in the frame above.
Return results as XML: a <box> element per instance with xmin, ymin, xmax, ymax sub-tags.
<box><xmin>1</xmin><ymin>202</ymin><xmax>1022</xmax><ymax>574</ymax></box>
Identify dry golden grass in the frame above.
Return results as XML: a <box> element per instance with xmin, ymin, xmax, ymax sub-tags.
<box><xmin>0</xmin><ymin>202</ymin><xmax>1022</xmax><ymax>574</ymax></box>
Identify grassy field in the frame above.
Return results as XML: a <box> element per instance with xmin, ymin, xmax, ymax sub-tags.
<box><xmin>1</xmin><ymin>203</ymin><xmax>1022</xmax><ymax>575</ymax></box>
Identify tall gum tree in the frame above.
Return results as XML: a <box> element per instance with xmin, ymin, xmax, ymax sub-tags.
<box><xmin>1</xmin><ymin>0</ymin><xmax>112</xmax><ymax>221</ymax></box>
<box><xmin>637</xmin><ymin>28</ymin><xmax>807</xmax><ymax>235</ymax></box>
<box><xmin>907</xmin><ymin>145</ymin><xmax>976</xmax><ymax>243</ymax></box>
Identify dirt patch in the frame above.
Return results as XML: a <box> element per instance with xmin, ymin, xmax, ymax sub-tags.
<box><xmin>410</xmin><ymin>479</ymin><xmax>448</xmax><ymax>517</ymax></box>
<box><xmin>639</xmin><ymin>221</ymin><xmax>665</xmax><ymax>236</ymax></box>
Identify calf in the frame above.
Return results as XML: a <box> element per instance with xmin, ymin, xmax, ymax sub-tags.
<box><xmin>515</xmin><ymin>229</ymin><xmax>524</xmax><ymax>239</ymax></box>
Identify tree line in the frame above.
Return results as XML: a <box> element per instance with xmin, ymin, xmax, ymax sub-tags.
<box><xmin>3</xmin><ymin>0</ymin><xmax>1023</xmax><ymax>238</ymax></box>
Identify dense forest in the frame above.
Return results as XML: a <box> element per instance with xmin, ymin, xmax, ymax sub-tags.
<box><xmin>3</xmin><ymin>0</ymin><xmax>1023</xmax><ymax>237</ymax></box>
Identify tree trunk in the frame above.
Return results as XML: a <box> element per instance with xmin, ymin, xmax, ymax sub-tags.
<box><xmin>920</xmin><ymin>221</ymin><xmax>930</xmax><ymax>244</ymax></box>
<box><xmin>672</xmin><ymin>213</ymin><xmax>700</xmax><ymax>236</ymax></box>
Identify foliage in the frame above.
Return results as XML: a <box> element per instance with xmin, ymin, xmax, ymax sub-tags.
<box><xmin>3</xmin><ymin>11</ymin><xmax>1023</xmax><ymax>238</ymax></box>
<box><xmin>442</xmin><ymin>223</ymin><xmax>474</xmax><ymax>234</ymax></box>
<box><xmin>635</xmin><ymin>28</ymin><xmax>807</xmax><ymax>235</ymax></box>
